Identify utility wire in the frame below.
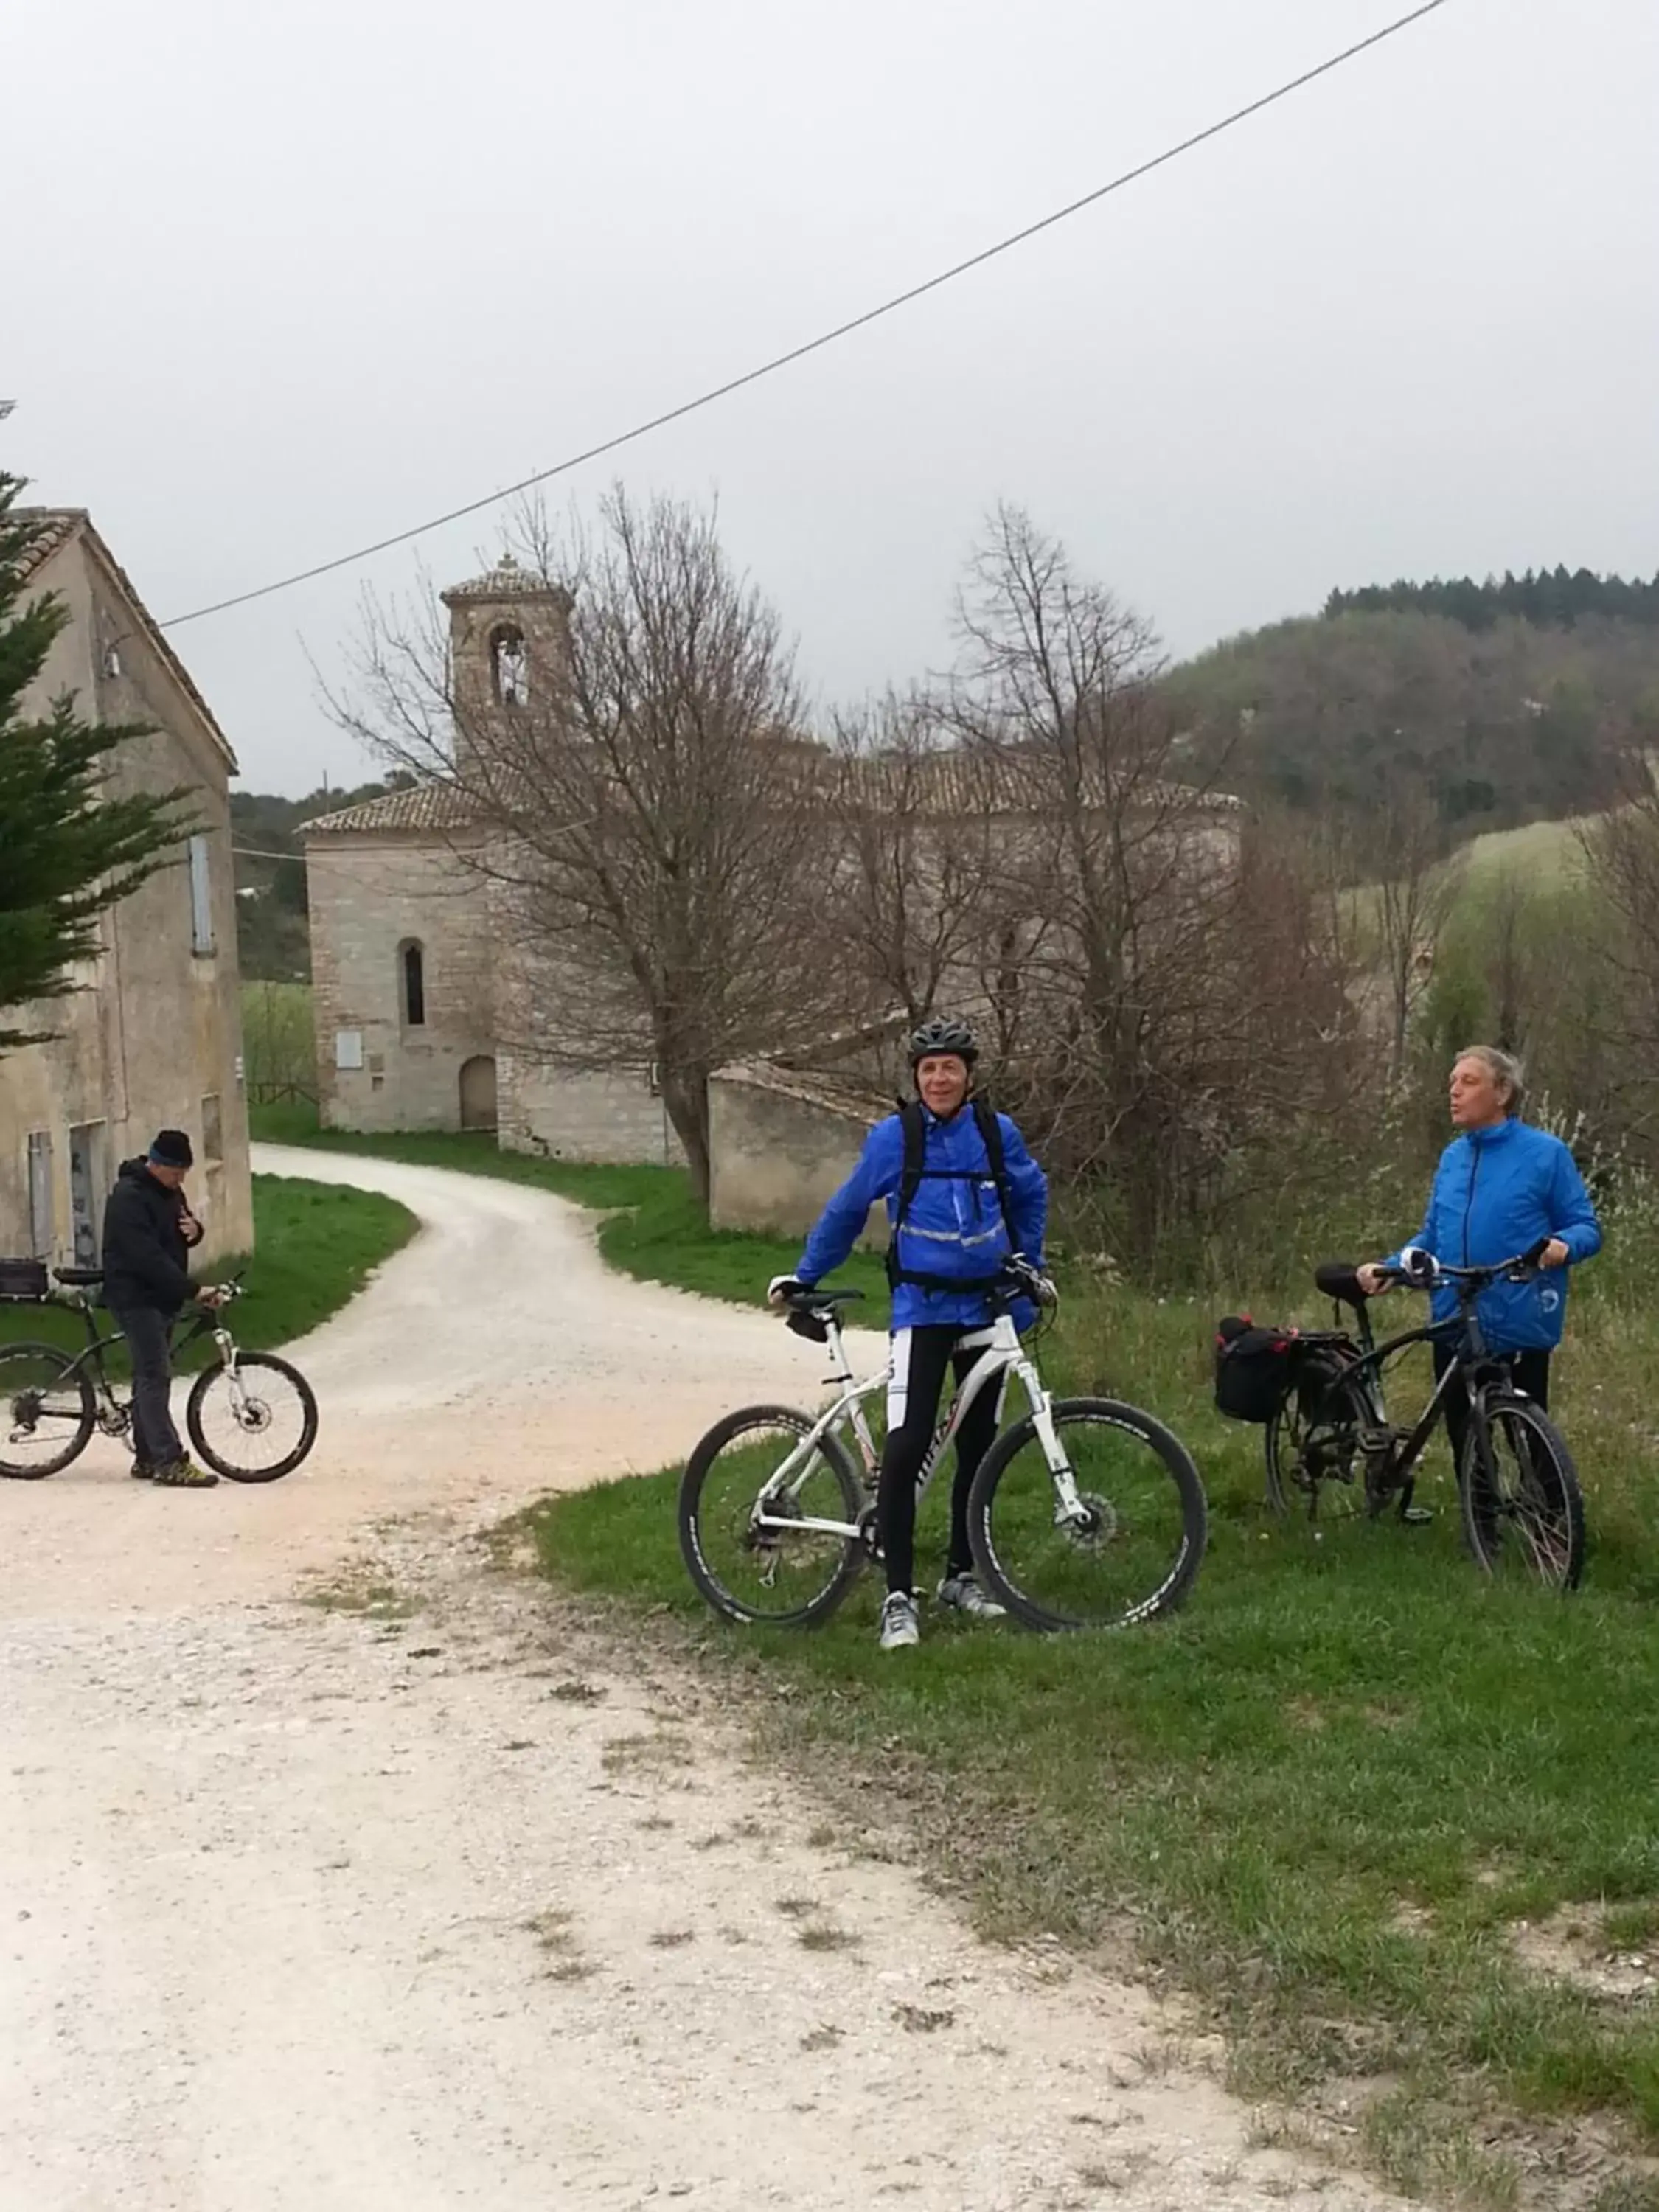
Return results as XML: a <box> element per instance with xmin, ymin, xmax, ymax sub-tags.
<box><xmin>162</xmin><ymin>0</ymin><xmax>1453</xmax><ymax>632</ymax></box>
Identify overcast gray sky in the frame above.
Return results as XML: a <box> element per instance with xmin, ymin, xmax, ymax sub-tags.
<box><xmin>8</xmin><ymin>0</ymin><xmax>1657</xmax><ymax>796</ymax></box>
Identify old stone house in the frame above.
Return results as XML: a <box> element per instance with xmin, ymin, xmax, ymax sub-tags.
<box><xmin>0</xmin><ymin>511</ymin><xmax>254</xmax><ymax>1270</ymax></box>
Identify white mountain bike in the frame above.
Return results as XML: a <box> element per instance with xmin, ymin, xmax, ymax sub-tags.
<box><xmin>678</xmin><ymin>1261</ymin><xmax>1207</xmax><ymax>1635</ymax></box>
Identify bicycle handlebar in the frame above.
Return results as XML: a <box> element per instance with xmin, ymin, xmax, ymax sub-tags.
<box><xmin>1377</xmin><ymin>1236</ymin><xmax>1552</xmax><ymax>1294</ymax></box>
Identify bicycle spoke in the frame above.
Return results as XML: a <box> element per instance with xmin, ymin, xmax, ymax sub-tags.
<box><xmin>976</xmin><ymin>1405</ymin><xmax>1204</xmax><ymax>1630</ymax></box>
<box><xmin>683</xmin><ymin>1412</ymin><xmax>861</xmax><ymax>1627</ymax></box>
<box><xmin>0</xmin><ymin>1343</ymin><xmax>92</xmax><ymax>1477</ymax></box>
<box><xmin>192</xmin><ymin>1363</ymin><xmax>310</xmax><ymax>1474</ymax></box>
<box><xmin>1467</xmin><ymin>1402</ymin><xmax>1582</xmax><ymax>1590</ymax></box>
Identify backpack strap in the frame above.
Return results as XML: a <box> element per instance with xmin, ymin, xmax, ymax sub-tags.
<box><xmin>885</xmin><ymin>1095</ymin><xmax>1020</xmax><ymax>1295</ymax></box>
<box><xmin>971</xmin><ymin>1096</ymin><xmax>1017</xmax><ymax>1254</ymax></box>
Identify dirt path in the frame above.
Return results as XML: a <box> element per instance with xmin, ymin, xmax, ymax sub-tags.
<box><xmin>0</xmin><ymin>1149</ymin><xmax>1402</xmax><ymax>2212</ymax></box>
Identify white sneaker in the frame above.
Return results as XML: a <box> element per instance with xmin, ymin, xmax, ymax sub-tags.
<box><xmin>877</xmin><ymin>1591</ymin><xmax>920</xmax><ymax>1650</ymax></box>
<box><xmin>937</xmin><ymin>1574</ymin><xmax>1006</xmax><ymax>1621</ymax></box>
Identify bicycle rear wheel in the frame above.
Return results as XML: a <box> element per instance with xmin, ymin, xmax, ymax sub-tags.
<box><xmin>1461</xmin><ymin>1394</ymin><xmax>1584</xmax><ymax>1592</ymax></box>
<box><xmin>0</xmin><ymin>1343</ymin><xmax>95</xmax><ymax>1478</ymax></box>
<box><xmin>968</xmin><ymin>1398</ymin><xmax>1207</xmax><ymax>1632</ymax></box>
<box><xmin>1265</xmin><ymin>1355</ymin><xmax>1369</xmax><ymax>1521</ymax></box>
<box><xmin>187</xmin><ymin>1353</ymin><xmax>318</xmax><ymax>1480</ymax></box>
<box><xmin>678</xmin><ymin>1405</ymin><xmax>863</xmax><ymax>1628</ymax></box>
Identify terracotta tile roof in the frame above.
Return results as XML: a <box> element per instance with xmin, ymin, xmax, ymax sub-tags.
<box><xmin>831</xmin><ymin>745</ymin><xmax>1242</xmax><ymax>818</ymax></box>
<box><xmin>440</xmin><ymin>552</ymin><xmax>572</xmax><ymax>607</ymax></box>
<box><xmin>14</xmin><ymin>507</ymin><xmax>237</xmax><ymax>771</ymax></box>
<box><xmin>13</xmin><ymin>507</ymin><xmax>82</xmax><ymax>580</ymax></box>
<box><xmin>302</xmin><ymin>782</ymin><xmax>478</xmax><ymax>837</ymax></box>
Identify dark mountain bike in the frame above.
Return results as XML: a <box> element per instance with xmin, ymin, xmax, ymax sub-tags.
<box><xmin>1263</xmin><ymin>1240</ymin><xmax>1584</xmax><ymax>1590</ymax></box>
<box><xmin>0</xmin><ymin>1270</ymin><xmax>317</xmax><ymax>1482</ymax></box>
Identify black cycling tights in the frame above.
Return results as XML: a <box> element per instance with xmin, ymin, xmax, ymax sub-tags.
<box><xmin>877</xmin><ymin>1325</ymin><xmax>1005</xmax><ymax>1598</ymax></box>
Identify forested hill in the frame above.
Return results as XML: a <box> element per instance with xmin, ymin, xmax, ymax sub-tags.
<box><xmin>1324</xmin><ymin>566</ymin><xmax>1659</xmax><ymax>633</ymax></box>
<box><xmin>1168</xmin><ymin>585</ymin><xmax>1659</xmax><ymax>832</ymax></box>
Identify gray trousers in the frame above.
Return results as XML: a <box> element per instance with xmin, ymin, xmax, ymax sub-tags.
<box><xmin>111</xmin><ymin>1305</ymin><xmax>184</xmax><ymax>1467</ymax></box>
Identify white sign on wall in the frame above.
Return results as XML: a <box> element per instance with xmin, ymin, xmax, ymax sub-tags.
<box><xmin>335</xmin><ymin>1029</ymin><xmax>364</xmax><ymax>1071</ymax></box>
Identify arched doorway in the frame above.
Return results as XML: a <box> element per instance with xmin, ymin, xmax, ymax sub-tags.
<box><xmin>459</xmin><ymin>1054</ymin><xmax>498</xmax><ymax>1132</ymax></box>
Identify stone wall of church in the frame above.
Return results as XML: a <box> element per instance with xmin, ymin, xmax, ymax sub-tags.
<box><xmin>498</xmin><ymin>1053</ymin><xmax>686</xmax><ymax>1168</ymax></box>
<box><xmin>307</xmin><ymin>838</ymin><xmax>498</xmax><ymax>1132</ymax></box>
<box><xmin>707</xmin><ymin>1062</ymin><xmax>888</xmax><ymax>1242</ymax></box>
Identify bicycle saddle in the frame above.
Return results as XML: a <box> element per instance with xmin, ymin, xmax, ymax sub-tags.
<box><xmin>52</xmin><ymin>1267</ymin><xmax>105</xmax><ymax>1287</ymax></box>
<box><xmin>1313</xmin><ymin>1261</ymin><xmax>1367</xmax><ymax>1307</ymax></box>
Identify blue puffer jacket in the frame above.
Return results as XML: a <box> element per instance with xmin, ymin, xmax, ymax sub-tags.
<box><xmin>1389</xmin><ymin>1118</ymin><xmax>1602</xmax><ymax>1351</ymax></box>
<box><xmin>798</xmin><ymin>1103</ymin><xmax>1048</xmax><ymax>1332</ymax></box>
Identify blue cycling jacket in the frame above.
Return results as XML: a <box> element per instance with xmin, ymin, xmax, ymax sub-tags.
<box><xmin>1389</xmin><ymin>1117</ymin><xmax>1602</xmax><ymax>1352</ymax></box>
<box><xmin>798</xmin><ymin>1103</ymin><xmax>1048</xmax><ymax>1332</ymax></box>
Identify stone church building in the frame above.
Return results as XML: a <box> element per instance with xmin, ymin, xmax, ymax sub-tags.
<box><xmin>305</xmin><ymin>550</ymin><xmax>1245</xmax><ymax>1222</ymax></box>
<box><xmin>304</xmin><ymin>554</ymin><xmax>684</xmax><ymax>1164</ymax></box>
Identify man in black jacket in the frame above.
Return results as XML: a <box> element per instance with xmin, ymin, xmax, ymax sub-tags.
<box><xmin>101</xmin><ymin>1130</ymin><xmax>221</xmax><ymax>1489</ymax></box>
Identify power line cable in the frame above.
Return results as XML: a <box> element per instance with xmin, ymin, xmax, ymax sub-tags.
<box><xmin>162</xmin><ymin>0</ymin><xmax>1453</xmax><ymax>632</ymax></box>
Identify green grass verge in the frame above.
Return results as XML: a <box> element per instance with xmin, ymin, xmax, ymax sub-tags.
<box><xmin>0</xmin><ymin>1173</ymin><xmax>417</xmax><ymax>1373</ymax></box>
<box><xmin>249</xmin><ymin>1099</ymin><xmax>1659</xmax><ymax>2179</ymax></box>
<box><xmin>248</xmin><ymin>1100</ymin><xmax>890</xmax><ymax>1308</ymax></box>
<box><xmin>530</xmin><ymin>1281</ymin><xmax>1659</xmax><ymax>2180</ymax></box>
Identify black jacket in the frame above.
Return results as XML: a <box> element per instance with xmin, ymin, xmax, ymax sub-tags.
<box><xmin>101</xmin><ymin>1159</ymin><xmax>194</xmax><ymax>1315</ymax></box>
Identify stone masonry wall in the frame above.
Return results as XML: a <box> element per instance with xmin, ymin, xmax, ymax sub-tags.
<box><xmin>708</xmin><ymin>1063</ymin><xmax>887</xmax><ymax>1244</ymax></box>
<box><xmin>307</xmin><ymin>838</ymin><xmax>496</xmax><ymax>1133</ymax></box>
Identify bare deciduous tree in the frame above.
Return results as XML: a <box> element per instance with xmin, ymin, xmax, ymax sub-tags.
<box><xmin>333</xmin><ymin>487</ymin><xmax>833</xmax><ymax>1203</ymax></box>
<box><xmin>939</xmin><ymin>505</ymin><xmax>1258</xmax><ymax>1260</ymax></box>
<box><xmin>830</xmin><ymin>693</ymin><xmax>1002</xmax><ymax>1032</ymax></box>
<box><xmin>1370</xmin><ymin>779</ymin><xmax>1465</xmax><ymax>1083</ymax></box>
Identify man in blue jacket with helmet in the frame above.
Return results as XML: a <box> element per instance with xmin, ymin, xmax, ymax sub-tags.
<box><xmin>1357</xmin><ymin>1046</ymin><xmax>1602</xmax><ymax>1491</ymax></box>
<box><xmin>769</xmin><ymin>1015</ymin><xmax>1049</xmax><ymax>1650</ymax></box>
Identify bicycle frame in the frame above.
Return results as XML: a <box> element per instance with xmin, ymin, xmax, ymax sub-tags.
<box><xmin>754</xmin><ymin>1304</ymin><xmax>1083</xmax><ymax>1543</ymax></box>
<box><xmin>1304</xmin><ymin>1291</ymin><xmax>1526</xmax><ymax>1495</ymax></box>
<box><xmin>49</xmin><ymin>1293</ymin><xmax>243</xmax><ymax>1430</ymax></box>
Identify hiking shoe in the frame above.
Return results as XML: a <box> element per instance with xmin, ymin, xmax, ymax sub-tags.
<box><xmin>937</xmin><ymin>1573</ymin><xmax>1006</xmax><ymax>1620</ymax></box>
<box><xmin>152</xmin><ymin>1456</ymin><xmax>218</xmax><ymax>1489</ymax></box>
<box><xmin>128</xmin><ymin>1459</ymin><xmax>156</xmax><ymax>1481</ymax></box>
<box><xmin>877</xmin><ymin>1591</ymin><xmax>920</xmax><ymax>1650</ymax></box>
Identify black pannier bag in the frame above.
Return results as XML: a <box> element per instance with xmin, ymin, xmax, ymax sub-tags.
<box><xmin>1213</xmin><ymin>1314</ymin><xmax>1299</xmax><ymax>1424</ymax></box>
<box><xmin>0</xmin><ymin>1256</ymin><xmax>49</xmax><ymax>1304</ymax></box>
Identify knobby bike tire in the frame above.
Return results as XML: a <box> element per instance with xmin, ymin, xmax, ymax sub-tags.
<box><xmin>0</xmin><ymin>1341</ymin><xmax>97</xmax><ymax>1478</ymax></box>
<box><xmin>967</xmin><ymin>1397</ymin><xmax>1208</xmax><ymax>1633</ymax></box>
<box><xmin>678</xmin><ymin>1403</ymin><xmax>864</xmax><ymax>1629</ymax></box>
<box><xmin>1461</xmin><ymin>1391</ymin><xmax>1585</xmax><ymax>1592</ymax></box>
<box><xmin>186</xmin><ymin>1353</ymin><xmax>319</xmax><ymax>1481</ymax></box>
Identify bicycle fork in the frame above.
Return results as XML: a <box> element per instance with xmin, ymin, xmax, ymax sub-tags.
<box><xmin>1023</xmin><ymin>1369</ymin><xmax>1091</xmax><ymax>1528</ymax></box>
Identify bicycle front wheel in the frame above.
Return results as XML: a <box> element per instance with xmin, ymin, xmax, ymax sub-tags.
<box><xmin>1461</xmin><ymin>1394</ymin><xmax>1584</xmax><ymax>1592</ymax></box>
<box><xmin>0</xmin><ymin>1342</ymin><xmax>96</xmax><ymax>1478</ymax></box>
<box><xmin>678</xmin><ymin>1405</ymin><xmax>863</xmax><ymax>1628</ymax></box>
<box><xmin>187</xmin><ymin>1353</ymin><xmax>318</xmax><ymax>1481</ymax></box>
<box><xmin>969</xmin><ymin>1398</ymin><xmax>1208</xmax><ymax>1632</ymax></box>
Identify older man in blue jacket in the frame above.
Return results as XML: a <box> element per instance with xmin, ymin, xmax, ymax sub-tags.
<box><xmin>1357</xmin><ymin>1046</ymin><xmax>1602</xmax><ymax>1490</ymax></box>
<box><xmin>768</xmin><ymin>1015</ymin><xmax>1048</xmax><ymax>1650</ymax></box>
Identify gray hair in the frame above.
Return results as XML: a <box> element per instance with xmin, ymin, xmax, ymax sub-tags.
<box><xmin>1455</xmin><ymin>1045</ymin><xmax>1525</xmax><ymax>1115</ymax></box>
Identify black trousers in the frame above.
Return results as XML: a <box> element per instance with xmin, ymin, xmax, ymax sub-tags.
<box><xmin>877</xmin><ymin>1325</ymin><xmax>1004</xmax><ymax>1596</ymax></box>
<box><xmin>111</xmin><ymin>1305</ymin><xmax>184</xmax><ymax>1467</ymax></box>
<box><xmin>1432</xmin><ymin>1340</ymin><xmax>1551</xmax><ymax>1473</ymax></box>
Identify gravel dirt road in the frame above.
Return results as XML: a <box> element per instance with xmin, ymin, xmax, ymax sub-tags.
<box><xmin>0</xmin><ymin>1148</ymin><xmax>1402</xmax><ymax>2212</ymax></box>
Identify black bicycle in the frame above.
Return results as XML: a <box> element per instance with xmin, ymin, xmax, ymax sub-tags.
<box><xmin>1261</xmin><ymin>1241</ymin><xmax>1585</xmax><ymax>1590</ymax></box>
<box><xmin>0</xmin><ymin>1269</ymin><xmax>318</xmax><ymax>1482</ymax></box>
